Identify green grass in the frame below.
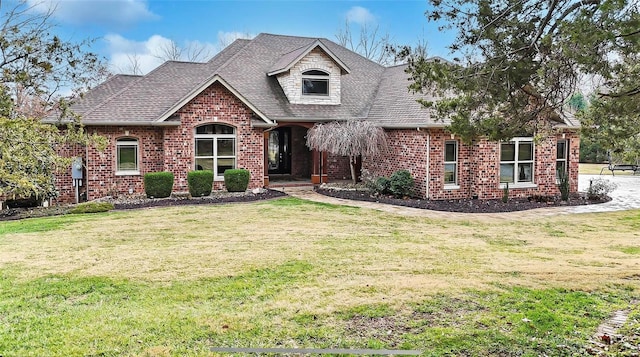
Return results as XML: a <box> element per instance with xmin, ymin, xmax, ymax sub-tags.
<box><xmin>1</xmin><ymin>199</ymin><xmax>639</xmax><ymax>356</ymax></box>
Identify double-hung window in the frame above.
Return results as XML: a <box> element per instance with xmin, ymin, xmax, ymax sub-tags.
<box><xmin>194</xmin><ymin>124</ymin><xmax>236</xmax><ymax>179</ymax></box>
<box><xmin>116</xmin><ymin>138</ymin><xmax>139</xmax><ymax>175</ymax></box>
<box><xmin>302</xmin><ymin>70</ymin><xmax>329</xmax><ymax>96</ymax></box>
<box><xmin>444</xmin><ymin>141</ymin><xmax>458</xmax><ymax>186</ymax></box>
<box><xmin>500</xmin><ymin>138</ymin><xmax>534</xmax><ymax>185</ymax></box>
<box><xmin>556</xmin><ymin>139</ymin><xmax>568</xmax><ymax>179</ymax></box>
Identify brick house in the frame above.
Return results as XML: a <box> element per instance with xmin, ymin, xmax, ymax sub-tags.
<box><xmin>48</xmin><ymin>33</ymin><xmax>580</xmax><ymax>203</ymax></box>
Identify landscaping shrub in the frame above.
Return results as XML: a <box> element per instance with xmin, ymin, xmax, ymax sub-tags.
<box><xmin>558</xmin><ymin>172</ymin><xmax>570</xmax><ymax>201</ymax></box>
<box><xmin>372</xmin><ymin>177</ymin><xmax>390</xmax><ymax>195</ymax></box>
<box><xmin>224</xmin><ymin>169</ymin><xmax>250</xmax><ymax>192</ymax></box>
<box><xmin>187</xmin><ymin>170</ymin><xmax>213</xmax><ymax>197</ymax></box>
<box><xmin>389</xmin><ymin>170</ymin><xmax>414</xmax><ymax>198</ymax></box>
<box><xmin>68</xmin><ymin>201</ymin><xmax>114</xmax><ymax>214</ymax></box>
<box><xmin>502</xmin><ymin>182</ymin><xmax>509</xmax><ymax>203</ymax></box>
<box><xmin>144</xmin><ymin>172</ymin><xmax>174</xmax><ymax>198</ymax></box>
<box><xmin>587</xmin><ymin>178</ymin><xmax>617</xmax><ymax>200</ymax></box>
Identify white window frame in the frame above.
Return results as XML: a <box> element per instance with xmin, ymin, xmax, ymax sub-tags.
<box><xmin>301</xmin><ymin>69</ymin><xmax>330</xmax><ymax>96</ymax></box>
<box><xmin>194</xmin><ymin>124</ymin><xmax>236</xmax><ymax>180</ymax></box>
<box><xmin>444</xmin><ymin>140</ymin><xmax>459</xmax><ymax>188</ymax></box>
<box><xmin>556</xmin><ymin>139</ymin><xmax>569</xmax><ymax>181</ymax></box>
<box><xmin>116</xmin><ymin>138</ymin><xmax>139</xmax><ymax>175</ymax></box>
<box><xmin>499</xmin><ymin>137</ymin><xmax>536</xmax><ymax>189</ymax></box>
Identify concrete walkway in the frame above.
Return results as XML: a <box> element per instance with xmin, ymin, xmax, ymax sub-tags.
<box><xmin>278</xmin><ymin>174</ymin><xmax>640</xmax><ymax>220</ymax></box>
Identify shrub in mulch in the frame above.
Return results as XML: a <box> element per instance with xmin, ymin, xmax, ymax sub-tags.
<box><xmin>316</xmin><ymin>187</ymin><xmax>610</xmax><ymax>214</ymax></box>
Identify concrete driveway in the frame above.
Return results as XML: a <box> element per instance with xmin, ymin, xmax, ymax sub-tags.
<box><xmin>570</xmin><ymin>174</ymin><xmax>640</xmax><ymax>213</ymax></box>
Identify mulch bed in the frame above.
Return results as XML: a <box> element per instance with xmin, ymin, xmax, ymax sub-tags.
<box><xmin>0</xmin><ymin>189</ymin><xmax>287</xmax><ymax>221</ymax></box>
<box><xmin>316</xmin><ymin>188</ymin><xmax>611</xmax><ymax>214</ymax></box>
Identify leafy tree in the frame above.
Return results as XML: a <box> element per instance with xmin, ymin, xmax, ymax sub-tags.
<box><xmin>402</xmin><ymin>0</ymin><xmax>640</xmax><ymax>145</ymax></box>
<box><xmin>0</xmin><ymin>1</ymin><xmax>108</xmax><ymax>200</ymax></box>
<box><xmin>306</xmin><ymin>120</ymin><xmax>388</xmax><ymax>183</ymax></box>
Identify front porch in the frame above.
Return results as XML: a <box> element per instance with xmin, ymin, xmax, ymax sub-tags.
<box><xmin>263</xmin><ymin>124</ymin><xmax>339</xmax><ymax>187</ymax></box>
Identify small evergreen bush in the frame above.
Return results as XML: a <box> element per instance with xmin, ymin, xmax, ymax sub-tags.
<box><xmin>373</xmin><ymin>177</ymin><xmax>390</xmax><ymax>195</ymax></box>
<box><xmin>188</xmin><ymin>170</ymin><xmax>213</xmax><ymax>197</ymax></box>
<box><xmin>69</xmin><ymin>201</ymin><xmax>114</xmax><ymax>214</ymax></box>
<box><xmin>224</xmin><ymin>169</ymin><xmax>250</xmax><ymax>192</ymax></box>
<box><xmin>144</xmin><ymin>172</ymin><xmax>174</xmax><ymax>198</ymax></box>
<box><xmin>389</xmin><ymin>170</ymin><xmax>414</xmax><ymax>198</ymax></box>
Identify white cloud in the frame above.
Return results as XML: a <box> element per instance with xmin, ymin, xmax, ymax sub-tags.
<box><xmin>105</xmin><ymin>34</ymin><xmax>219</xmax><ymax>74</ymax></box>
<box><xmin>27</xmin><ymin>0</ymin><xmax>158</xmax><ymax>28</ymax></box>
<box><xmin>345</xmin><ymin>6</ymin><xmax>376</xmax><ymax>25</ymax></box>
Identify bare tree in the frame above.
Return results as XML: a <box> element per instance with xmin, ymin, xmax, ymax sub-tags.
<box><xmin>117</xmin><ymin>53</ymin><xmax>143</xmax><ymax>75</ymax></box>
<box><xmin>306</xmin><ymin>120</ymin><xmax>388</xmax><ymax>183</ymax></box>
<box><xmin>217</xmin><ymin>31</ymin><xmax>253</xmax><ymax>52</ymax></box>
<box><xmin>152</xmin><ymin>40</ymin><xmax>214</xmax><ymax>62</ymax></box>
<box><xmin>336</xmin><ymin>20</ymin><xmax>394</xmax><ymax>65</ymax></box>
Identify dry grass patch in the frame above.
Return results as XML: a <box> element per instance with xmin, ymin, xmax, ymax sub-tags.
<box><xmin>1</xmin><ymin>198</ymin><xmax>639</xmax><ymax>313</ymax></box>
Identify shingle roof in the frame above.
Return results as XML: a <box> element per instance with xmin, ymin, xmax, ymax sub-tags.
<box><xmin>64</xmin><ymin>33</ymin><xmax>579</xmax><ymax>129</ymax></box>
<box><xmin>367</xmin><ymin>64</ymin><xmax>446</xmax><ymax>128</ymax></box>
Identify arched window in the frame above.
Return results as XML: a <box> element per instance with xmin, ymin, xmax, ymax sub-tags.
<box><xmin>194</xmin><ymin>124</ymin><xmax>236</xmax><ymax>179</ymax></box>
<box><xmin>116</xmin><ymin>137</ymin><xmax>139</xmax><ymax>174</ymax></box>
<box><xmin>302</xmin><ymin>69</ymin><xmax>329</xmax><ymax>96</ymax></box>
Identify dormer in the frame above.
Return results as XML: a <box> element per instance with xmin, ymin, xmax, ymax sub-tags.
<box><xmin>267</xmin><ymin>40</ymin><xmax>350</xmax><ymax>105</ymax></box>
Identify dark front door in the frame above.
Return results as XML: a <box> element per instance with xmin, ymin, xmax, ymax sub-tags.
<box><xmin>268</xmin><ymin>127</ymin><xmax>291</xmax><ymax>174</ymax></box>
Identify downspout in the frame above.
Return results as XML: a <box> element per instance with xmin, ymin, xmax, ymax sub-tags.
<box><xmin>425</xmin><ymin>128</ymin><xmax>430</xmax><ymax>199</ymax></box>
<box><xmin>85</xmin><ymin>141</ymin><xmax>90</xmax><ymax>201</ymax></box>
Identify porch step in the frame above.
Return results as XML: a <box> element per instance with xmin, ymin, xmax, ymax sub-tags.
<box><xmin>268</xmin><ymin>183</ymin><xmax>315</xmax><ymax>193</ymax></box>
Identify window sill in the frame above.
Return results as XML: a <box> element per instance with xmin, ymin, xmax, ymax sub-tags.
<box><xmin>444</xmin><ymin>184</ymin><xmax>460</xmax><ymax>190</ymax></box>
<box><xmin>116</xmin><ymin>171</ymin><xmax>140</xmax><ymax>176</ymax></box>
<box><xmin>499</xmin><ymin>182</ymin><xmax>537</xmax><ymax>189</ymax></box>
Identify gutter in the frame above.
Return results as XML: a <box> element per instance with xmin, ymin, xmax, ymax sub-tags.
<box><xmin>42</xmin><ymin>120</ymin><xmax>182</xmax><ymax>127</ymax></box>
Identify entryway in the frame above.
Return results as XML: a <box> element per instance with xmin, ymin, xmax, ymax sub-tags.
<box><xmin>268</xmin><ymin>127</ymin><xmax>291</xmax><ymax>175</ymax></box>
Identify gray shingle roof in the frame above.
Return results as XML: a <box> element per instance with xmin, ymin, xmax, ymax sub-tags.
<box><xmin>367</xmin><ymin>64</ymin><xmax>445</xmax><ymax>128</ymax></box>
<box><xmin>66</xmin><ymin>33</ymin><xmax>579</xmax><ymax>129</ymax></box>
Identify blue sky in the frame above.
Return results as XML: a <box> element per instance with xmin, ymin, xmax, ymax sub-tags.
<box><xmin>6</xmin><ymin>0</ymin><xmax>454</xmax><ymax>74</ymax></box>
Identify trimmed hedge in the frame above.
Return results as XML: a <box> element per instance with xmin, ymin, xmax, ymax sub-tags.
<box><xmin>144</xmin><ymin>172</ymin><xmax>174</xmax><ymax>198</ymax></box>
<box><xmin>187</xmin><ymin>170</ymin><xmax>213</xmax><ymax>197</ymax></box>
<box><xmin>224</xmin><ymin>169</ymin><xmax>250</xmax><ymax>192</ymax></box>
<box><xmin>68</xmin><ymin>201</ymin><xmax>114</xmax><ymax>214</ymax></box>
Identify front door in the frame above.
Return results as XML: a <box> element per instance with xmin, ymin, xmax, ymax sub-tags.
<box><xmin>268</xmin><ymin>127</ymin><xmax>291</xmax><ymax>174</ymax></box>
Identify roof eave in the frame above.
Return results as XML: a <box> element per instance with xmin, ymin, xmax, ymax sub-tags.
<box><xmin>42</xmin><ymin>119</ymin><xmax>181</xmax><ymax>127</ymax></box>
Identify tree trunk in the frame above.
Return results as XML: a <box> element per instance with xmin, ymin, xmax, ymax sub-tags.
<box><xmin>349</xmin><ymin>156</ymin><xmax>357</xmax><ymax>184</ymax></box>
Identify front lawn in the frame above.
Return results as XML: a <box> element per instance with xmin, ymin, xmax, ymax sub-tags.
<box><xmin>1</xmin><ymin>198</ymin><xmax>639</xmax><ymax>356</ymax></box>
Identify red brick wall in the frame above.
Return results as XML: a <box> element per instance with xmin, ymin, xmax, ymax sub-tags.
<box><xmin>54</xmin><ymin>82</ymin><xmax>265</xmax><ymax>203</ymax></box>
<box><xmin>362</xmin><ymin>128</ymin><xmax>580</xmax><ymax>200</ymax></box>
<box><xmin>53</xmin><ymin>144</ymin><xmax>85</xmax><ymax>204</ymax></box>
<box><xmin>84</xmin><ymin>126</ymin><xmax>164</xmax><ymax>200</ymax></box>
<box><xmin>171</xmin><ymin>82</ymin><xmax>264</xmax><ymax>191</ymax></box>
<box><xmin>326</xmin><ymin>153</ymin><xmax>351</xmax><ymax>180</ymax></box>
<box><xmin>362</xmin><ymin>129</ymin><xmax>429</xmax><ymax>197</ymax></box>
<box><xmin>427</xmin><ymin>130</ymin><xmax>474</xmax><ymax>200</ymax></box>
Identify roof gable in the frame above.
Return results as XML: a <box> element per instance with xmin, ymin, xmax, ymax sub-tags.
<box><xmin>266</xmin><ymin>40</ymin><xmax>351</xmax><ymax>76</ymax></box>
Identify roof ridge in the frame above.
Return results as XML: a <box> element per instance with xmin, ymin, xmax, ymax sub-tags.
<box><xmin>80</xmin><ymin>72</ymin><xmax>149</xmax><ymax>118</ymax></box>
<box><xmin>81</xmin><ymin>61</ymin><xmax>195</xmax><ymax>118</ymax></box>
<box><xmin>259</xmin><ymin>32</ymin><xmax>327</xmax><ymax>41</ymax></box>
<box><xmin>318</xmin><ymin>38</ymin><xmax>384</xmax><ymax>69</ymax></box>
<box><xmin>207</xmin><ymin>35</ymin><xmax>253</xmax><ymax>75</ymax></box>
